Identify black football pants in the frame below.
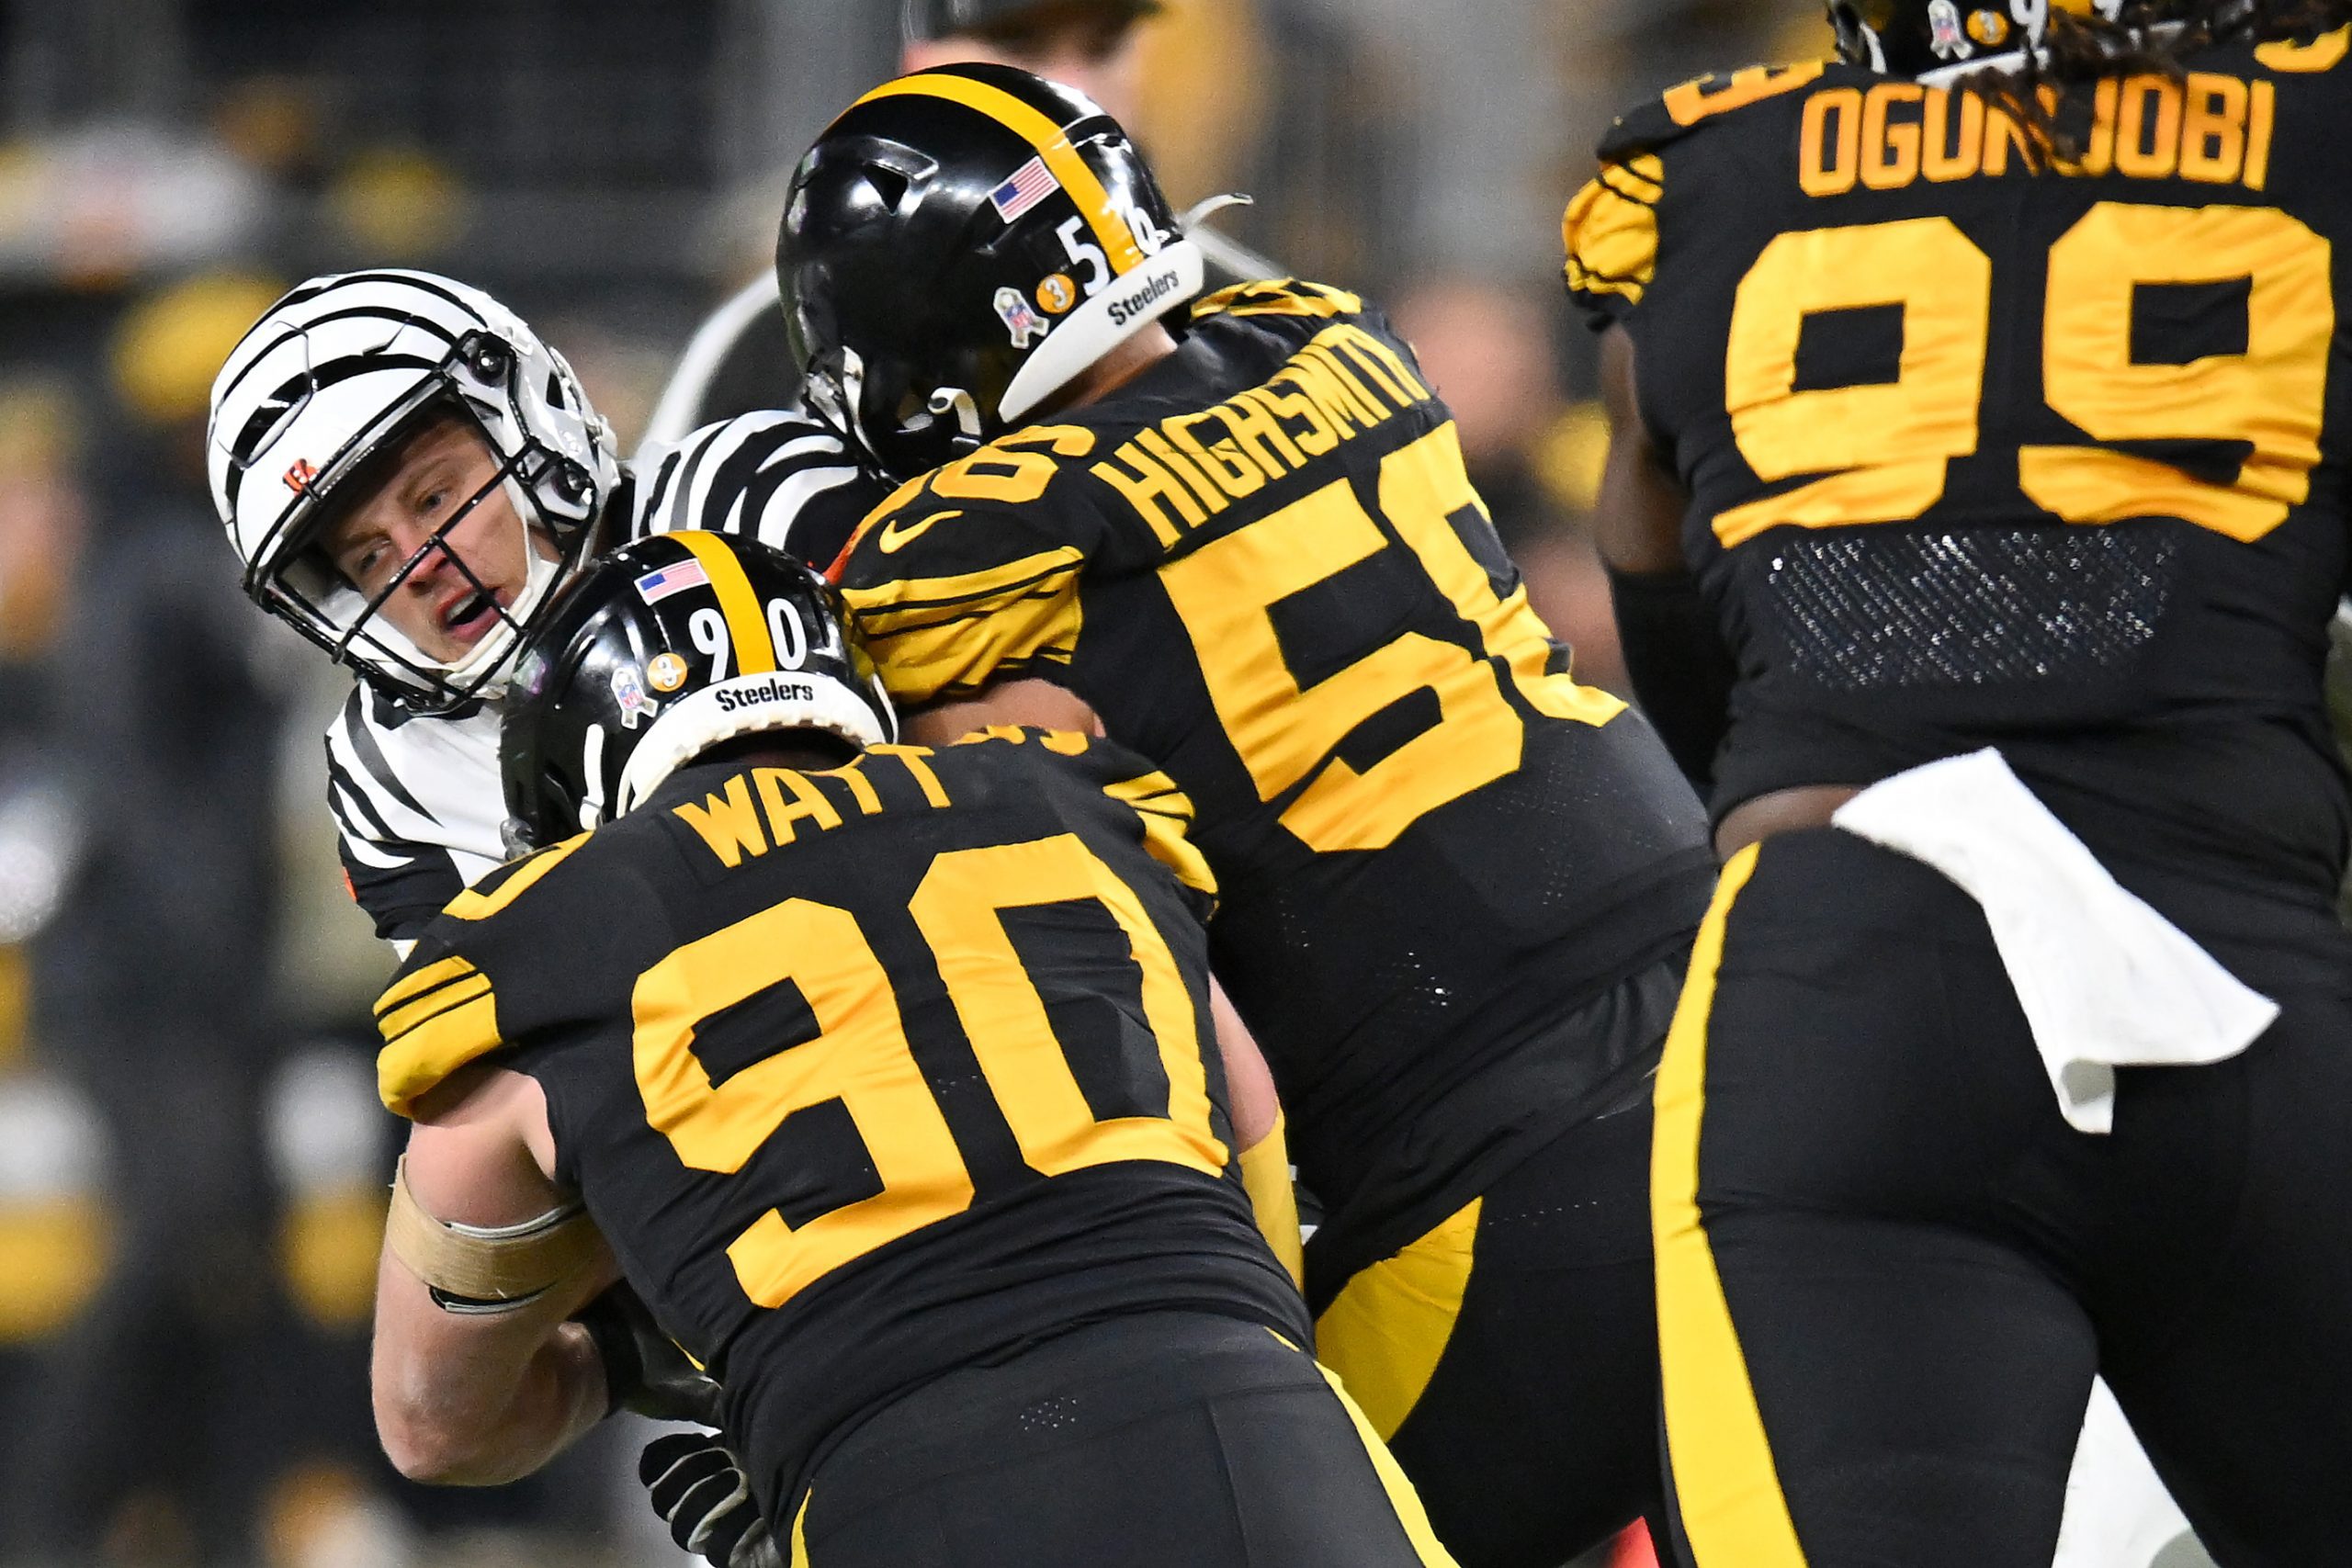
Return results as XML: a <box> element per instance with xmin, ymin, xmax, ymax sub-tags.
<box><xmin>1657</xmin><ymin>829</ymin><xmax>2352</xmax><ymax>1568</ymax></box>
<box><xmin>1316</xmin><ymin>953</ymin><xmax>1687</xmax><ymax>1568</ymax></box>
<box><xmin>775</xmin><ymin>1310</ymin><xmax>1456</xmax><ymax>1567</ymax></box>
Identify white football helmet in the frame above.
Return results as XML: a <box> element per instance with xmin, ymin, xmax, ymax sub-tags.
<box><xmin>207</xmin><ymin>269</ymin><xmax>623</xmax><ymax>712</ymax></box>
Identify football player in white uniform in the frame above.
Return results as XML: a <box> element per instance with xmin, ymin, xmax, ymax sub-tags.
<box><xmin>206</xmin><ymin>269</ymin><xmax>887</xmax><ymax>946</ymax></box>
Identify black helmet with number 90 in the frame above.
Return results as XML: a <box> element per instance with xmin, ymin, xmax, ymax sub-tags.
<box><xmin>777</xmin><ymin>63</ymin><xmax>1202</xmax><ymax>479</ymax></box>
<box><xmin>499</xmin><ymin>533</ymin><xmax>897</xmax><ymax>852</ymax></box>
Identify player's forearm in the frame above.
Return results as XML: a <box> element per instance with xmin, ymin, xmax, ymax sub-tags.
<box><xmin>371</xmin><ymin>1230</ymin><xmax>616</xmax><ymax>1486</ymax></box>
<box><xmin>376</xmin><ymin>1318</ymin><xmax>608</xmax><ymax>1485</ymax></box>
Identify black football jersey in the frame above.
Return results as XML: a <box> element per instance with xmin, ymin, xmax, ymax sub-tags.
<box><xmin>834</xmin><ymin>281</ymin><xmax>1715</xmax><ymax>1290</ymax></box>
<box><xmin>1566</xmin><ymin>42</ymin><xmax>2352</xmax><ymax>929</ymax></box>
<box><xmin>375</xmin><ymin>729</ymin><xmax>1306</xmax><ymax>1514</ymax></box>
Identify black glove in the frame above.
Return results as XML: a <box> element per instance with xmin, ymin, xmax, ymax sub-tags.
<box><xmin>577</xmin><ymin>1284</ymin><xmax>726</xmax><ymax>1425</ymax></box>
<box><xmin>640</xmin><ymin>1430</ymin><xmax>785</xmax><ymax>1568</ymax></box>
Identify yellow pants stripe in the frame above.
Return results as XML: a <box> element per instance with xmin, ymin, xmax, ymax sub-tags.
<box><xmin>1314</xmin><ymin>1196</ymin><xmax>1479</xmax><ymax>1439</ymax></box>
<box><xmin>787</xmin><ymin>1488</ymin><xmax>812</xmax><ymax>1566</ymax></box>
<box><xmin>1313</xmin><ymin>1358</ymin><xmax>1464</xmax><ymax>1567</ymax></box>
<box><xmin>1654</xmin><ymin>841</ymin><xmax>1809</xmax><ymax>1567</ymax></box>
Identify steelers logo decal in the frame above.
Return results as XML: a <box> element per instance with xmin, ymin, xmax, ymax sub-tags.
<box><xmin>1036</xmin><ymin>274</ymin><xmax>1079</xmax><ymax>315</ymax></box>
<box><xmin>648</xmin><ymin>651</ymin><xmax>691</xmax><ymax>693</ymax></box>
<box><xmin>1967</xmin><ymin>9</ymin><xmax>2011</xmax><ymax>45</ymax></box>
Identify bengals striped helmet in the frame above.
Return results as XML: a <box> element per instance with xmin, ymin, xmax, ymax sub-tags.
<box><xmin>207</xmin><ymin>269</ymin><xmax>622</xmax><ymax>712</ymax></box>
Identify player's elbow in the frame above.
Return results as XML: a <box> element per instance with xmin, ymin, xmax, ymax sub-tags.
<box><xmin>374</xmin><ymin>1381</ymin><xmax>515</xmax><ymax>1486</ymax></box>
<box><xmin>377</xmin><ymin>1408</ymin><xmax>460</xmax><ymax>1484</ymax></box>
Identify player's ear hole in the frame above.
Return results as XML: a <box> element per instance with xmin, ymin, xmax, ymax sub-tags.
<box><xmin>862</xmin><ymin>167</ymin><xmax>910</xmax><ymax>212</ymax></box>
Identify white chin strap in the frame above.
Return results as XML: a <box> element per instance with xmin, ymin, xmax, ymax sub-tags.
<box><xmin>612</xmin><ymin>674</ymin><xmax>895</xmax><ymax>820</ymax></box>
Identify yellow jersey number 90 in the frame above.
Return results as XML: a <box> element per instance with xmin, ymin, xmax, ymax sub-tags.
<box><xmin>631</xmin><ymin>831</ymin><xmax>1227</xmax><ymax>1311</ymax></box>
<box><xmin>1718</xmin><ymin>200</ymin><xmax>2335</xmax><ymax>548</ymax></box>
<box><xmin>1158</xmin><ymin>423</ymin><xmax>1623</xmax><ymax>855</ymax></box>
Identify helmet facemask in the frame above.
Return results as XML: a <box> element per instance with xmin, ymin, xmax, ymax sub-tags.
<box><xmin>240</xmin><ymin>331</ymin><xmax>604</xmax><ymax>713</ymax></box>
<box><xmin>211</xmin><ymin>271</ymin><xmax>622</xmax><ymax>716</ymax></box>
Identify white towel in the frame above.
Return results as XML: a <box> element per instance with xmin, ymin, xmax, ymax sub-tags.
<box><xmin>1830</xmin><ymin>750</ymin><xmax>2278</xmax><ymax>1134</ymax></box>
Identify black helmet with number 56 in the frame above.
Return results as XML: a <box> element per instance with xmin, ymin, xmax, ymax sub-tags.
<box><xmin>1828</xmin><ymin>0</ymin><xmax>2120</xmax><ymax>76</ymax></box>
<box><xmin>499</xmin><ymin>533</ymin><xmax>896</xmax><ymax>852</ymax></box>
<box><xmin>776</xmin><ymin>63</ymin><xmax>1202</xmax><ymax>479</ymax></box>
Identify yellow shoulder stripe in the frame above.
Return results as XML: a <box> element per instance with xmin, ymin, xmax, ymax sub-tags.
<box><xmin>1193</xmin><ymin>278</ymin><xmax>1363</xmax><ymax>321</ymax></box>
<box><xmin>1104</xmin><ymin>769</ymin><xmax>1216</xmax><ymax>897</ymax></box>
<box><xmin>377</xmin><ymin>979</ymin><xmax>504</xmax><ymax>1118</ymax></box>
<box><xmin>1562</xmin><ymin>154</ymin><xmax>1665</xmax><ymax>310</ymax></box>
<box><xmin>443</xmin><ymin>835</ymin><xmax>590</xmax><ymax>923</ymax></box>
<box><xmin>842</xmin><ymin>547</ymin><xmax>1087</xmax><ymax>707</ymax></box>
<box><xmin>379</xmin><ymin>968</ymin><xmax>492</xmax><ymax>1043</ymax></box>
<box><xmin>376</xmin><ymin>953</ymin><xmax>479</xmax><ymax>1022</ymax></box>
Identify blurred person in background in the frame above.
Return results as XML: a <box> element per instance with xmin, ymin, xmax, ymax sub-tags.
<box><xmin>1390</xmin><ymin>278</ymin><xmax>1629</xmax><ymax>694</ymax></box>
<box><xmin>804</xmin><ymin>65</ymin><xmax>1716</xmax><ymax>1568</ymax></box>
<box><xmin>0</xmin><ymin>373</ymin><xmax>104</xmax><ymax>1549</ymax></box>
<box><xmin>644</xmin><ymin>0</ymin><xmax>1281</xmax><ymax>448</ymax></box>
<box><xmin>0</xmin><ymin>271</ymin><xmax>304</xmax><ymax>1566</ymax></box>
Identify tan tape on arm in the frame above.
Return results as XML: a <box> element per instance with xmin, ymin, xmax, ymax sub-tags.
<box><xmin>1239</xmin><ymin>1112</ymin><xmax>1306</xmax><ymax>1290</ymax></box>
<box><xmin>385</xmin><ymin>1156</ymin><xmax>603</xmax><ymax>1308</ymax></box>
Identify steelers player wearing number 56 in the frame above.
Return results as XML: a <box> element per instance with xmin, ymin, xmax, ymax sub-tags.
<box><xmin>368</xmin><ymin>531</ymin><xmax>1457</xmax><ymax>1568</ymax></box>
<box><xmin>1568</xmin><ymin>2</ymin><xmax>2352</xmax><ymax>1562</ymax></box>
<box><xmin>791</xmin><ymin>65</ymin><xmax>1720</xmax><ymax>1566</ymax></box>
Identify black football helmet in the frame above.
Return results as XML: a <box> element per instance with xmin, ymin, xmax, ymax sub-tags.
<box><xmin>777</xmin><ymin>63</ymin><xmax>1204</xmax><ymax>478</ymax></box>
<box><xmin>499</xmin><ymin>533</ymin><xmax>896</xmax><ymax>851</ymax></box>
<box><xmin>1829</xmin><ymin>0</ymin><xmax>2117</xmax><ymax>75</ymax></box>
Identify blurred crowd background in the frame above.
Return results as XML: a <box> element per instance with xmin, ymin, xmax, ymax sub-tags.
<box><xmin>0</xmin><ymin>2</ymin><xmax>1826</xmax><ymax>1564</ymax></box>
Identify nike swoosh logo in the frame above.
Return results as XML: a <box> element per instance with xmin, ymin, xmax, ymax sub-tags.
<box><xmin>879</xmin><ymin>509</ymin><xmax>962</xmax><ymax>554</ymax></box>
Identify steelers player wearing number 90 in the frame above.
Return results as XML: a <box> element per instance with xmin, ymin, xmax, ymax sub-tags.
<box><xmin>794</xmin><ymin>64</ymin><xmax>1720</xmax><ymax>1566</ymax></box>
<box><xmin>368</xmin><ymin>530</ymin><xmax>1459</xmax><ymax>1568</ymax></box>
<box><xmin>1568</xmin><ymin>1</ymin><xmax>2352</xmax><ymax>1562</ymax></box>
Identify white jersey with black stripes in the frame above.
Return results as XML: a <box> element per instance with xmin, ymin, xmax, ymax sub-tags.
<box><xmin>325</xmin><ymin>409</ymin><xmax>885</xmax><ymax>945</ymax></box>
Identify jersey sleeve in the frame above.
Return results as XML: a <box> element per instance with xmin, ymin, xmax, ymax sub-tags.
<box><xmin>374</xmin><ymin>939</ymin><xmax>508</xmax><ymax>1119</ymax></box>
<box><xmin>631</xmin><ymin>410</ymin><xmax>891</xmax><ymax>570</ymax></box>
<box><xmin>1096</xmin><ymin>756</ymin><xmax>1217</xmax><ymax>913</ymax></box>
<box><xmin>831</xmin><ymin>458</ymin><xmax>1100</xmax><ymax>710</ymax></box>
<box><xmin>371</xmin><ymin>834</ymin><xmax>593</xmax><ymax>1118</ymax></box>
<box><xmin>1563</xmin><ymin>152</ymin><xmax>1665</xmax><ymax>328</ymax></box>
<box><xmin>1566</xmin><ymin>63</ymin><xmax>1834</xmax><ymax>330</ymax></box>
<box><xmin>324</xmin><ymin>694</ymin><xmax>483</xmax><ymax>943</ymax></box>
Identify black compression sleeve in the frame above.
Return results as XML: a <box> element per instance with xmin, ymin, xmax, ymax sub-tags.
<box><xmin>1605</xmin><ymin>563</ymin><xmax>1736</xmax><ymax>795</ymax></box>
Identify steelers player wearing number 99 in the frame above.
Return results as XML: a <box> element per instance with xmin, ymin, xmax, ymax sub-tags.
<box><xmin>368</xmin><ymin>531</ymin><xmax>1459</xmax><ymax>1568</ymax></box>
<box><xmin>795</xmin><ymin>64</ymin><xmax>1721</xmax><ymax>1566</ymax></box>
<box><xmin>1568</xmin><ymin>2</ymin><xmax>2352</xmax><ymax>1563</ymax></box>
